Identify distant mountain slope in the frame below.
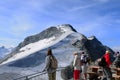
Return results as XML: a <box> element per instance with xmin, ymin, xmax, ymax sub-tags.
<box><xmin>0</xmin><ymin>46</ymin><xmax>13</xmax><ymax>59</ymax></box>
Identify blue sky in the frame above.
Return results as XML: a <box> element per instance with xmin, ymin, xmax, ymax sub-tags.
<box><xmin>0</xmin><ymin>0</ymin><xmax>120</xmax><ymax>49</ymax></box>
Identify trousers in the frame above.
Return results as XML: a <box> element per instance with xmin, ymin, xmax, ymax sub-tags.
<box><xmin>48</xmin><ymin>72</ymin><xmax>56</xmax><ymax>80</ymax></box>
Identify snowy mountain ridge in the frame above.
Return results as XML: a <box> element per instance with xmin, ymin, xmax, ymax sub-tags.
<box><xmin>56</xmin><ymin>24</ymin><xmax>77</xmax><ymax>32</ymax></box>
<box><xmin>1</xmin><ymin>24</ymin><xmax>75</xmax><ymax>65</ymax></box>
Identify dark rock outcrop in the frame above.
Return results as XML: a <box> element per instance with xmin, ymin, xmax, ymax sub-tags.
<box><xmin>72</xmin><ymin>36</ymin><xmax>114</xmax><ymax>61</ymax></box>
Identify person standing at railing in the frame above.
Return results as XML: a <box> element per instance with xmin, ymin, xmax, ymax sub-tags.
<box><xmin>98</xmin><ymin>50</ymin><xmax>113</xmax><ymax>80</ymax></box>
<box><xmin>80</xmin><ymin>51</ymin><xmax>89</xmax><ymax>80</ymax></box>
<box><xmin>73</xmin><ymin>52</ymin><xmax>81</xmax><ymax>80</ymax></box>
<box><xmin>42</xmin><ymin>48</ymin><xmax>58</xmax><ymax>80</ymax></box>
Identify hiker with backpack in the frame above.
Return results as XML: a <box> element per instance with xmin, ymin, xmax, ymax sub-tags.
<box><xmin>43</xmin><ymin>48</ymin><xmax>58</xmax><ymax>80</ymax></box>
<box><xmin>73</xmin><ymin>52</ymin><xmax>81</xmax><ymax>80</ymax></box>
<box><xmin>113</xmin><ymin>51</ymin><xmax>120</xmax><ymax>68</ymax></box>
<box><xmin>98</xmin><ymin>50</ymin><xmax>113</xmax><ymax>80</ymax></box>
<box><xmin>81</xmin><ymin>51</ymin><xmax>89</xmax><ymax>80</ymax></box>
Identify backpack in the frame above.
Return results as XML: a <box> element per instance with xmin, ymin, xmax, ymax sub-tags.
<box><xmin>61</xmin><ymin>65</ymin><xmax>74</xmax><ymax>80</ymax></box>
<box><xmin>98</xmin><ymin>57</ymin><xmax>107</xmax><ymax>67</ymax></box>
<box><xmin>81</xmin><ymin>54</ymin><xmax>89</xmax><ymax>64</ymax></box>
<box><xmin>50</xmin><ymin>56</ymin><xmax>58</xmax><ymax>69</ymax></box>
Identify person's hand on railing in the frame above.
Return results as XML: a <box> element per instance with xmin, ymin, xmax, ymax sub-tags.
<box><xmin>42</xmin><ymin>69</ymin><xmax>46</xmax><ymax>72</ymax></box>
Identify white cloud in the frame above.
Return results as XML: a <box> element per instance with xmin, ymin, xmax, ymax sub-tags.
<box><xmin>68</xmin><ymin>4</ymin><xmax>97</xmax><ymax>12</ymax></box>
<box><xmin>66</xmin><ymin>0</ymin><xmax>109</xmax><ymax>12</ymax></box>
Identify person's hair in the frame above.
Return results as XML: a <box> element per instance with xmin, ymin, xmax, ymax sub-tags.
<box><xmin>117</xmin><ymin>51</ymin><xmax>119</xmax><ymax>54</ymax></box>
<box><xmin>82</xmin><ymin>51</ymin><xmax>84</xmax><ymax>54</ymax></box>
<box><xmin>106</xmin><ymin>50</ymin><xmax>110</xmax><ymax>54</ymax></box>
<box><xmin>73</xmin><ymin>52</ymin><xmax>78</xmax><ymax>55</ymax></box>
<box><xmin>47</xmin><ymin>48</ymin><xmax>53</xmax><ymax>56</ymax></box>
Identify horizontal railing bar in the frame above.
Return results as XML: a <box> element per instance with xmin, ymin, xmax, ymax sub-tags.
<box><xmin>13</xmin><ymin>67</ymin><xmax>65</xmax><ymax>80</ymax></box>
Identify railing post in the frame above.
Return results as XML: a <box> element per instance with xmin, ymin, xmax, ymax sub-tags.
<box><xmin>25</xmin><ymin>76</ymin><xmax>29</xmax><ymax>80</ymax></box>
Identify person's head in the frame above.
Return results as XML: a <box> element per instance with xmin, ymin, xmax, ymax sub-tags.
<box><xmin>47</xmin><ymin>48</ymin><xmax>53</xmax><ymax>56</ymax></box>
<box><xmin>73</xmin><ymin>52</ymin><xmax>78</xmax><ymax>55</ymax></box>
<box><xmin>105</xmin><ymin>50</ymin><xmax>110</xmax><ymax>54</ymax></box>
<box><xmin>81</xmin><ymin>51</ymin><xmax>84</xmax><ymax>54</ymax></box>
<box><xmin>117</xmin><ymin>51</ymin><xmax>119</xmax><ymax>54</ymax></box>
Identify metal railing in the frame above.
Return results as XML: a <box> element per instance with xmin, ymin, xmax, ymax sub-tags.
<box><xmin>13</xmin><ymin>67</ymin><xmax>65</xmax><ymax>80</ymax></box>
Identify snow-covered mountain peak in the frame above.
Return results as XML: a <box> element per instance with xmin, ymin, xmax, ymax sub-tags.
<box><xmin>0</xmin><ymin>24</ymin><xmax>75</xmax><ymax>65</ymax></box>
<box><xmin>57</xmin><ymin>24</ymin><xmax>77</xmax><ymax>32</ymax></box>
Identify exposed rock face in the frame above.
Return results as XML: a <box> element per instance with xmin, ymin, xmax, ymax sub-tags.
<box><xmin>72</xmin><ymin>36</ymin><xmax>114</xmax><ymax>61</ymax></box>
<box><xmin>85</xmin><ymin>36</ymin><xmax>114</xmax><ymax>61</ymax></box>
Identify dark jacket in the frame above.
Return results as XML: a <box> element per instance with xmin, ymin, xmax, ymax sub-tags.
<box><xmin>98</xmin><ymin>57</ymin><xmax>107</xmax><ymax>67</ymax></box>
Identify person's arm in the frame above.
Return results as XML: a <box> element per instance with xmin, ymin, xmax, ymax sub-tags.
<box><xmin>44</xmin><ymin>56</ymin><xmax>51</xmax><ymax>71</ymax></box>
<box><xmin>73</xmin><ymin>55</ymin><xmax>77</xmax><ymax>67</ymax></box>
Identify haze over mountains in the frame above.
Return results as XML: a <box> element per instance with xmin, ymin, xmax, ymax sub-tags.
<box><xmin>0</xmin><ymin>24</ymin><xmax>115</xmax><ymax>80</ymax></box>
<box><xmin>0</xmin><ymin>46</ymin><xmax>13</xmax><ymax>59</ymax></box>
